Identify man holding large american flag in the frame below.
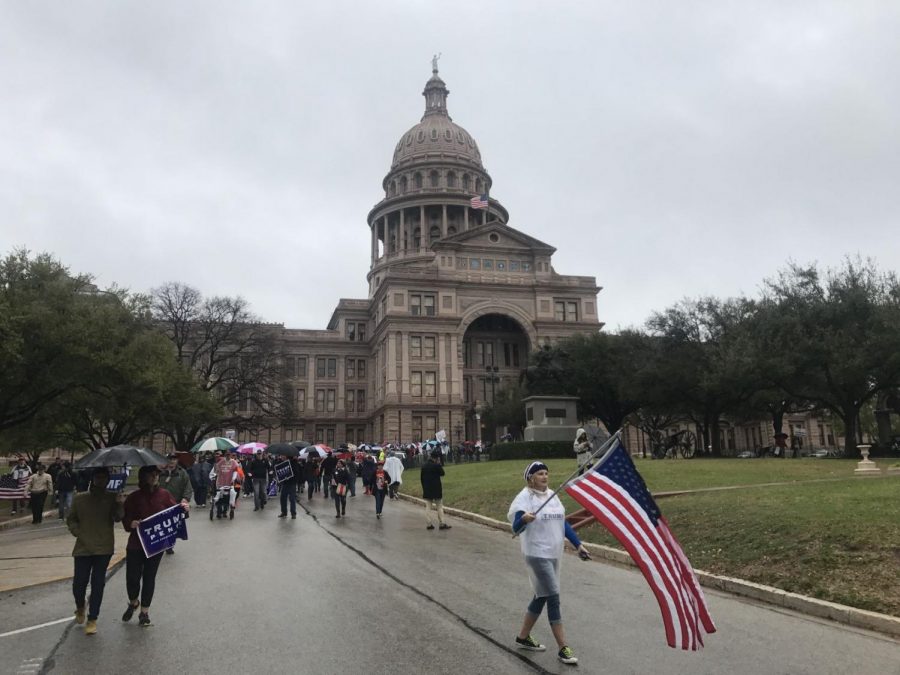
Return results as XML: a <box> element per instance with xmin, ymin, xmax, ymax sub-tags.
<box><xmin>565</xmin><ymin>437</ymin><xmax>717</xmax><ymax>650</ymax></box>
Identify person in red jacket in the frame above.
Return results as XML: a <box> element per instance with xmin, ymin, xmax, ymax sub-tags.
<box><xmin>121</xmin><ymin>465</ymin><xmax>188</xmax><ymax>627</ymax></box>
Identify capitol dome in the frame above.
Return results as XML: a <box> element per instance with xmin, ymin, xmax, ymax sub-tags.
<box><xmin>390</xmin><ymin>71</ymin><xmax>483</xmax><ymax>171</ymax></box>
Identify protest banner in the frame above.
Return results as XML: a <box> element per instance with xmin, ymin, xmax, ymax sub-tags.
<box><xmin>274</xmin><ymin>461</ymin><xmax>294</xmax><ymax>484</ymax></box>
<box><xmin>137</xmin><ymin>504</ymin><xmax>189</xmax><ymax>557</ymax></box>
<box><xmin>106</xmin><ymin>472</ymin><xmax>127</xmax><ymax>492</ymax></box>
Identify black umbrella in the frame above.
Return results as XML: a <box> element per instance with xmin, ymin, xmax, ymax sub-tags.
<box><xmin>289</xmin><ymin>440</ymin><xmax>310</xmax><ymax>450</ymax></box>
<box><xmin>268</xmin><ymin>443</ymin><xmax>300</xmax><ymax>458</ymax></box>
<box><xmin>73</xmin><ymin>444</ymin><xmax>168</xmax><ymax>469</ymax></box>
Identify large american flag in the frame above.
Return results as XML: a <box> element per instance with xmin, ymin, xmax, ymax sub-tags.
<box><xmin>469</xmin><ymin>193</ymin><xmax>489</xmax><ymax>209</ymax></box>
<box><xmin>0</xmin><ymin>475</ymin><xmax>28</xmax><ymax>500</ymax></box>
<box><xmin>565</xmin><ymin>442</ymin><xmax>716</xmax><ymax>650</ymax></box>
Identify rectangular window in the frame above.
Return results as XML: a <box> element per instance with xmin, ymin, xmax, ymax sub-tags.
<box><xmin>470</xmin><ymin>259</ymin><xmax>481</xmax><ymax>270</ymax></box>
<box><xmin>284</xmin><ymin>356</ymin><xmax>295</xmax><ymax>377</ymax></box>
<box><xmin>357</xmin><ymin>323</ymin><xmax>366</xmax><ymax>342</ymax></box>
<box><xmin>410</xmin><ymin>336</ymin><xmax>422</xmax><ymax>358</ymax></box>
<box><xmin>567</xmin><ymin>301</ymin><xmax>578</xmax><ymax>321</ymax></box>
<box><xmin>346</xmin><ymin>323</ymin><xmax>356</xmax><ymax>341</ymax></box>
<box><xmin>509</xmin><ymin>261</ymin><xmax>520</xmax><ymax>272</ymax></box>
<box><xmin>425</xmin><ymin>371</ymin><xmax>436</xmax><ymax>397</ymax></box>
<box><xmin>315</xmin><ymin>427</ymin><xmax>325</xmax><ymax>444</ymax></box>
<box><xmin>504</xmin><ymin>343</ymin><xmax>511</xmax><ymax>367</ymax></box>
<box><xmin>463</xmin><ymin>376</ymin><xmax>471</xmax><ymax>403</ymax></box>
<box><xmin>424</xmin><ymin>295</ymin><xmax>435</xmax><ymax>316</ymax></box>
<box><xmin>555</xmin><ymin>301</ymin><xmax>566</xmax><ymax>322</ymax></box>
<box><xmin>456</xmin><ymin>257</ymin><xmax>467</xmax><ymax>269</ymax></box>
<box><xmin>297</xmin><ymin>357</ymin><xmax>307</xmax><ymax>378</ymax></box>
<box><xmin>483</xmin><ymin>259</ymin><xmax>493</xmax><ymax>270</ymax></box>
<box><xmin>522</xmin><ymin>262</ymin><xmax>531</xmax><ymax>271</ymax></box>
<box><xmin>326</xmin><ymin>389</ymin><xmax>336</xmax><ymax>412</ymax></box>
<box><xmin>412</xmin><ymin>415</ymin><xmax>423</xmax><ymax>441</ymax></box>
<box><xmin>358</xmin><ymin>360</ymin><xmax>366</xmax><ymax>378</ymax></box>
<box><xmin>554</xmin><ymin>300</ymin><xmax>579</xmax><ymax>322</ymax></box>
<box><xmin>484</xmin><ymin>342</ymin><xmax>494</xmax><ymax>366</ymax></box>
<box><xmin>411</xmin><ymin>371</ymin><xmax>422</xmax><ymax>397</ymax></box>
<box><xmin>326</xmin><ymin>427</ymin><xmax>335</xmax><ymax>447</ymax></box>
<box><xmin>296</xmin><ymin>389</ymin><xmax>306</xmax><ymax>412</ymax></box>
<box><xmin>423</xmin><ymin>336</ymin><xmax>436</xmax><ymax>359</ymax></box>
<box><xmin>425</xmin><ymin>415</ymin><xmax>437</xmax><ymax>439</ymax></box>
<box><xmin>356</xmin><ymin>390</ymin><xmax>365</xmax><ymax>412</ymax></box>
<box><xmin>512</xmin><ymin>344</ymin><xmax>520</xmax><ymax>367</ymax></box>
<box><xmin>316</xmin><ymin>358</ymin><xmax>326</xmax><ymax>378</ymax></box>
<box><xmin>327</xmin><ymin>358</ymin><xmax>336</xmax><ymax>378</ymax></box>
<box><xmin>463</xmin><ymin>342</ymin><xmax>470</xmax><ymax>367</ymax></box>
<box><xmin>346</xmin><ymin>358</ymin><xmax>355</xmax><ymax>379</ymax></box>
<box><xmin>410</xmin><ymin>294</ymin><xmax>421</xmax><ymax>316</ymax></box>
<box><xmin>315</xmin><ymin>389</ymin><xmax>325</xmax><ymax>412</ymax></box>
<box><xmin>345</xmin><ymin>388</ymin><xmax>355</xmax><ymax>412</ymax></box>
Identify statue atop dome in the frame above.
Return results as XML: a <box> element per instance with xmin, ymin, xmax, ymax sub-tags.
<box><xmin>431</xmin><ymin>53</ymin><xmax>441</xmax><ymax>74</ymax></box>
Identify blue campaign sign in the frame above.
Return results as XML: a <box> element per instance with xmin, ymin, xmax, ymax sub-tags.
<box><xmin>106</xmin><ymin>473</ymin><xmax>127</xmax><ymax>492</ymax></box>
<box><xmin>137</xmin><ymin>504</ymin><xmax>189</xmax><ymax>557</ymax></box>
<box><xmin>274</xmin><ymin>461</ymin><xmax>294</xmax><ymax>484</ymax></box>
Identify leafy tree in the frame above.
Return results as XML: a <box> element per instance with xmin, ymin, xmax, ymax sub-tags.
<box><xmin>481</xmin><ymin>382</ymin><xmax>527</xmax><ymax>441</ymax></box>
<box><xmin>152</xmin><ymin>282</ymin><xmax>289</xmax><ymax>451</ymax></box>
<box><xmin>747</xmin><ymin>259</ymin><xmax>900</xmax><ymax>457</ymax></box>
<box><xmin>646</xmin><ymin>297</ymin><xmax>759</xmax><ymax>456</ymax></box>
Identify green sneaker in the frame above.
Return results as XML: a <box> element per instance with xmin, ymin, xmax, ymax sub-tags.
<box><xmin>558</xmin><ymin>646</ymin><xmax>578</xmax><ymax>665</ymax></box>
<box><xmin>515</xmin><ymin>635</ymin><xmax>546</xmax><ymax>651</ymax></box>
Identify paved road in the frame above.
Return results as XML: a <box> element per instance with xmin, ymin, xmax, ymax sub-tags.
<box><xmin>1</xmin><ymin>492</ymin><xmax>898</xmax><ymax>675</ymax></box>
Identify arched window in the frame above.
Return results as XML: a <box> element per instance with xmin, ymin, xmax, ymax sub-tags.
<box><xmin>400</xmin><ymin>176</ymin><xmax>408</xmax><ymax>193</ymax></box>
<box><xmin>447</xmin><ymin>225</ymin><xmax>457</xmax><ymax>236</ymax></box>
<box><xmin>430</xmin><ymin>170</ymin><xmax>440</xmax><ymax>188</ymax></box>
<box><xmin>462</xmin><ymin>174</ymin><xmax>471</xmax><ymax>191</ymax></box>
<box><xmin>475</xmin><ymin>178</ymin><xmax>483</xmax><ymax>193</ymax></box>
<box><xmin>429</xmin><ymin>226</ymin><xmax>441</xmax><ymax>243</ymax></box>
<box><xmin>389</xmin><ymin>181</ymin><xmax>396</xmax><ymax>197</ymax></box>
<box><xmin>414</xmin><ymin>172</ymin><xmax>423</xmax><ymax>189</ymax></box>
<box><xmin>447</xmin><ymin>172</ymin><xmax>457</xmax><ymax>188</ymax></box>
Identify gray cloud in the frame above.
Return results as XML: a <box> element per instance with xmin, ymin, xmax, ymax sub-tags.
<box><xmin>2</xmin><ymin>1</ymin><xmax>898</xmax><ymax>330</ymax></box>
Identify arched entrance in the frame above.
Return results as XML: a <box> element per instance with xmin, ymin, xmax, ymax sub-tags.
<box><xmin>461</xmin><ymin>314</ymin><xmax>530</xmax><ymax>442</ymax></box>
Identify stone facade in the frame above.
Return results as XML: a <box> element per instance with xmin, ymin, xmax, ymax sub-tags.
<box><xmin>227</xmin><ymin>66</ymin><xmax>602</xmax><ymax>448</ymax></box>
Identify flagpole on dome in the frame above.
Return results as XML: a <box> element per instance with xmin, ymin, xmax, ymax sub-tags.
<box><xmin>512</xmin><ymin>429</ymin><xmax>622</xmax><ymax>538</ymax></box>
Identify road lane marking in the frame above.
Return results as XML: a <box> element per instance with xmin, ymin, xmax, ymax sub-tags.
<box><xmin>0</xmin><ymin>617</ymin><xmax>73</xmax><ymax>638</ymax></box>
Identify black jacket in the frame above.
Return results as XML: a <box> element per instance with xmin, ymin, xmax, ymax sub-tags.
<box><xmin>420</xmin><ymin>461</ymin><xmax>445</xmax><ymax>500</ymax></box>
<box><xmin>249</xmin><ymin>458</ymin><xmax>269</xmax><ymax>481</ymax></box>
<box><xmin>321</xmin><ymin>455</ymin><xmax>338</xmax><ymax>475</ymax></box>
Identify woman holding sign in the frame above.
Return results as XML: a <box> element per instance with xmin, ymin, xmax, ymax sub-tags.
<box><xmin>122</xmin><ymin>465</ymin><xmax>189</xmax><ymax>628</ymax></box>
<box><xmin>331</xmin><ymin>459</ymin><xmax>349</xmax><ymax>518</ymax></box>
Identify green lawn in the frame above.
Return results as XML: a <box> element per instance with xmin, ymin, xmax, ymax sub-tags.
<box><xmin>403</xmin><ymin>459</ymin><xmax>900</xmax><ymax>616</ymax></box>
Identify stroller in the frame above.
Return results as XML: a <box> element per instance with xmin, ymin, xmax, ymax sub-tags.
<box><xmin>209</xmin><ymin>483</ymin><xmax>237</xmax><ymax>520</ymax></box>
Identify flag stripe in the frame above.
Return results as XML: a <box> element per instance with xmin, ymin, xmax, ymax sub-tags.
<box><xmin>660</xmin><ymin>518</ymin><xmax>717</xmax><ymax>634</ymax></box>
<box><xmin>0</xmin><ymin>476</ymin><xmax>28</xmax><ymax>500</ymax></box>
<box><xmin>580</xmin><ymin>476</ymin><xmax>699</xmax><ymax>648</ymax></box>
<box><xmin>569</xmin><ymin>478</ymin><xmax>696</xmax><ymax>648</ymax></box>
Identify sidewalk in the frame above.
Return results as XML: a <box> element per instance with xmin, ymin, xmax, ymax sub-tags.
<box><xmin>0</xmin><ymin>516</ymin><xmax>129</xmax><ymax>593</ymax></box>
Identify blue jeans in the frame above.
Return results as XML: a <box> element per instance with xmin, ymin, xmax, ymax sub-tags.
<box><xmin>58</xmin><ymin>491</ymin><xmax>74</xmax><ymax>520</ymax></box>
<box><xmin>280</xmin><ymin>482</ymin><xmax>297</xmax><ymax>516</ymax></box>
<box><xmin>73</xmin><ymin>554</ymin><xmax>113</xmax><ymax>620</ymax></box>
<box><xmin>527</xmin><ymin>594</ymin><xmax>562</xmax><ymax>624</ymax></box>
<box><xmin>349</xmin><ymin>476</ymin><xmax>357</xmax><ymax>497</ymax></box>
<box><xmin>374</xmin><ymin>489</ymin><xmax>386</xmax><ymax>515</ymax></box>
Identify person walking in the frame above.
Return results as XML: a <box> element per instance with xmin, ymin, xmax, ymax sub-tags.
<box><xmin>10</xmin><ymin>457</ymin><xmax>32</xmax><ymax>516</ymax></box>
<box><xmin>320</xmin><ymin>451</ymin><xmax>337</xmax><ymax>499</ymax></box>
<box><xmin>303</xmin><ymin>457</ymin><xmax>319</xmax><ymax>501</ymax></box>
<box><xmin>573</xmin><ymin>428</ymin><xmax>592</xmax><ymax>473</ymax></box>
<box><xmin>360</xmin><ymin>455</ymin><xmax>376</xmax><ymax>496</ymax></box>
<box><xmin>249</xmin><ymin>450</ymin><xmax>269</xmax><ymax>511</ymax></box>
<box><xmin>384</xmin><ymin>455</ymin><xmax>404</xmax><ymax>500</ymax></box>
<box><xmin>189</xmin><ymin>455</ymin><xmax>211</xmax><ymax>506</ymax></box>
<box><xmin>278</xmin><ymin>455</ymin><xmax>299</xmax><ymax>519</ymax></box>
<box><xmin>331</xmin><ymin>459</ymin><xmax>349</xmax><ymax>518</ymax></box>
<box><xmin>373</xmin><ymin>461</ymin><xmax>388</xmax><ymax>519</ymax></box>
<box><xmin>26</xmin><ymin>464</ymin><xmax>53</xmax><ymax>524</ymax></box>
<box><xmin>346</xmin><ymin>457</ymin><xmax>358</xmax><ymax>497</ymax></box>
<box><xmin>122</xmin><ymin>465</ymin><xmax>187</xmax><ymax>627</ymax></box>
<box><xmin>508</xmin><ymin>462</ymin><xmax>592</xmax><ymax>666</ymax></box>
<box><xmin>66</xmin><ymin>467</ymin><xmax>125</xmax><ymax>635</ymax></box>
<box><xmin>159</xmin><ymin>455</ymin><xmax>193</xmax><ymax>556</ymax></box>
<box><xmin>421</xmin><ymin>450</ymin><xmax>450</xmax><ymax>531</ymax></box>
<box><xmin>56</xmin><ymin>462</ymin><xmax>77</xmax><ymax>520</ymax></box>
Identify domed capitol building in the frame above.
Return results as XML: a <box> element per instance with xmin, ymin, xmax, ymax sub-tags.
<box><xmin>250</xmin><ymin>64</ymin><xmax>600</xmax><ymax>447</ymax></box>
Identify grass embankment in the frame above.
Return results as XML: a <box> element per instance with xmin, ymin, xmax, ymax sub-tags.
<box><xmin>402</xmin><ymin>459</ymin><xmax>900</xmax><ymax>616</ymax></box>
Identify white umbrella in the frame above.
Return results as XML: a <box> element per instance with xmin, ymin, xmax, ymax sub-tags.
<box><xmin>299</xmin><ymin>446</ymin><xmax>327</xmax><ymax>459</ymax></box>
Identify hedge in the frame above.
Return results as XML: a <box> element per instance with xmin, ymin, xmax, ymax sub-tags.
<box><xmin>489</xmin><ymin>441</ymin><xmax>572</xmax><ymax>461</ymax></box>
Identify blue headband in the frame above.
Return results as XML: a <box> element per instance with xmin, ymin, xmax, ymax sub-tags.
<box><xmin>524</xmin><ymin>462</ymin><xmax>548</xmax><ymax>481</ymax></box>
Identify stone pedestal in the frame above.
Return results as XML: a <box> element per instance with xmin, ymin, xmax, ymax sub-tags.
<box><xmin>854</xmin><ymin>444</ymin><xmax>881</xmax><ymax>475</ymax></box>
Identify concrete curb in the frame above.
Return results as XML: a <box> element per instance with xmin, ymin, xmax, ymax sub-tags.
<box><xmin>398</xmin><ymin>493</ymin><xmax>900</xmax><ymax>639</ymax></box>
<box><xmin>0</xmin><ymin>510</ymin><xmax>56</xmax><ymax>531</ymax></box>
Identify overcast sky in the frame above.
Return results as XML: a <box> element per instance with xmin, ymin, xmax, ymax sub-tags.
<box><xmin>3</xmin><ymin>1</ymin><xmax>899</xmax><ymax>331</ymax></box>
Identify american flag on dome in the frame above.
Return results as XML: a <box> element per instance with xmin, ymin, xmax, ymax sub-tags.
<box><xmin>470</xmin><ymin>193</ymin><xmax>489</xmax><ymax>209</ymax></box>
<box><xmin>565</xmin><ymin>441</ymin><xmax>716</xmax><ymax>650</ymax></box>
<box><xmin>0</xmin><ymin>474</ymin><xmax>28</xmax><ymax>500</ymax></box>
